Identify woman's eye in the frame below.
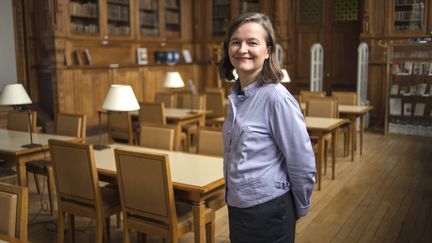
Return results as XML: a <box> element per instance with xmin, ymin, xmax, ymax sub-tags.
<box><xmin>230</xmin><ymin>40</ymin><xmax>239</xmax><ymax>45</ymax></box>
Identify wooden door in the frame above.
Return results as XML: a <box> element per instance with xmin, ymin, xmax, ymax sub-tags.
<box><xmin>293</xmin><ymin>0</ymin><xmax>361</xmax><ymax>93</ymax></box>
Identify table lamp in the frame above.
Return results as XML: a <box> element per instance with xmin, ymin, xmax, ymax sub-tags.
<box><xmin>94</xmin><ymin>84</ymin><xmax>140</xmax><ymax>150</ymax></box>
<box><xmin>0</xmin><ymin>83</ymin><xmax>41</xmax><ymax>148</ymax></box>
<box><xmin>281</xmin><ymin>69</ymin><xmax>291</xmax><ymax>83</ymax></box>
<box><xmin>163</xmin><ymin>71</ymin><xmax>185</xmax><ymax>89</ymax></box>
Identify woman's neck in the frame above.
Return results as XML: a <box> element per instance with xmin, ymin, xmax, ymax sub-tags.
<box><xmin>238</xmin><ymin>72</ymin><xmax>259</xmax><ymax>90</ymax></box>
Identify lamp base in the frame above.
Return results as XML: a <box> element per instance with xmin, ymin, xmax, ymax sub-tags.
<box><xmin>22</xmin><ymin>143</ymin><xmax>42</xmax><ymax>148</ymax></box>
<box><xmin>93</xmin><ymin>144</ymin><xmax>110</xmax><ymax>150</ymax></box>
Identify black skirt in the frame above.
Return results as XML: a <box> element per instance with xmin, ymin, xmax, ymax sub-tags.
<box><xmin>228</xmin><ymin>192</ymin><xmax>297</xmax><ymax>243</ymax></box>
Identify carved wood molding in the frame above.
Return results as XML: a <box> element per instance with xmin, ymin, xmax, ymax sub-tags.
<box><xmin>12</xmin><ymin>0</ymin><xmax>28</xmax><ymax>88</ymax></box>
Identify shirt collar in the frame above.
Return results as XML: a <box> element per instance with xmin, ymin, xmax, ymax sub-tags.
<box><xmin>232</xmin><ymin>80</ymin><xmax>261</xmax><ymax>98</ymax></box>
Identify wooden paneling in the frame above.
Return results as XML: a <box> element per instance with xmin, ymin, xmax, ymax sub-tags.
<box><xmin>56</xmin><ymin>69</ymin><xmax>77</xmax><ymax>113</ymax></box>
<box><xmin>110</xmin><ymin>68</ymin><xmax>143</xmax><ymax>101</ymax></box>
<box><xmin>295</xmin><ymin>31</ymin><xmax>320</xmax><ymax>86</ymax></box>
<box><xmin>75</xmin><ymin>69</ymin><xmax>110</xmax><ymax>126</ymax></box>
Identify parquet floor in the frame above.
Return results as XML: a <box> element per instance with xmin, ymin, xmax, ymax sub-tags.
<box><xmin>23</xmin><ymin>132</ymin><xmax>432</xmax><ymax>242</ymax></box>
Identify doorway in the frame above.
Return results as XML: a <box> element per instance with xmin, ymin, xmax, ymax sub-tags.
<box><xmin>293</xmin><ymin>0</ymin><xmax>361</xmax><ymax>93</ymax></box>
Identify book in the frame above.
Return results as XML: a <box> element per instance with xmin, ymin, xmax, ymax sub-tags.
<box><xmin>415</xmin><ymin>83</ymin><xmax>427</xmax><ymax>96</ymax></box>
<box><xmin>72</xmin><ymin>49</ymin><xmax>82</xmax><ymax>65</ymax></box>
<box><xmin>403</xmin><ymin>103</ymin><xmax>412</xmax><ymax>116</ymax></box>
<box><xmin>413</xmin><ymin>62</ymin><xmax>423</xmax><ymax>75</ymax></box>
<box><xmin>390</xmin><ymin>84</ymin><xmax>399</xmax><ymax>95</ymax></box>
<box><xmin>182</xmin><ymin>49</ymin><xmax>192</xmax><ymax>63</ymax></box>
<box><xmin>389</xmin><ymin>98</ymin><xmax>402</xmax><ymax>116</ymax></box>
<box><xmin>399</xmin><ymin>86</ymin><xmax>408</xmax><ymax>95</ymax></box>
<box><xmin>400</xmin><ymin>61</ymin><xmax>413</xmax><ymax>75</ymax></box>
<box><xmin>392</xmin><ymin>62</ymin><xmax>402</xmax><ymax>74</ymax></box>
<box><xmin>408</xmin><ymin>85</ymin><xmax>417</xmax><ymax>95</ymax></box>
<box><xmin>423</xmin><ymin>62</ymin><xmax>431</xmax><ymax>75</ymax></box>
<box><xmin>137</xmin><ymin>48</ymin><xmax>148</xmax><ymax>65</ymax></box>
<box><xmin>83</xmin><ymin>49</ymin><xmax>92</xmax><ymax>65</ymax></box>
<box><xmin>414</xmin><ymin>103</ymin><xmax>425</xmax><ymax>116</ymax></box>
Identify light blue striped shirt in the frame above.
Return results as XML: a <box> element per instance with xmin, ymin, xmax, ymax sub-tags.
<box><xmin>222</xmin><ymin>81</ymin><xmax>316</xmax><ymax>217</ymax></box>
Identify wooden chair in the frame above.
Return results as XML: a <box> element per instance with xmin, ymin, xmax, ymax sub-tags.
<box><xmin>306</xmin><ymin>97</ymin><xmax>339</xmax><ymax>179</ymax></box>
<box><xmin>26</xmin><ymin>113</ymin><xmax>86</xmax><ymax>215</ymax></box>
<box><xmin>108</xmin><ymin>111</ymin><xmax>135</xmax><ymax>145</ymax></box>
<box><xmin>299</xmin><ymin>90</ymin><xmax>326</xmax><ymax>103</ymax></box>
<box><xmin>332</xmin><ymin>91</ymin><xmax>357</xmax><ymax>156</ymax></box>
<box><xmin>139</xmin><ymin>102</ymin><xmax>167</xmax><ymax>125</ymax></box>
<box><xmin>139</xmin><ymin>102</ymin><xmax>188</xmax><ymax>151</ymax></box>
<box><xmin>139</xmin><ymin>124</ymin><xmax>175</xmax><ymax>151</ymax></box>
<box><xmin>178</xmin><ymin>94</ymin><xmax>207</xmax><ymax>150</ymax></box>
<box><xmin>49</xmin><ymin>139</ymin><xmax>120</xmax><ymax>243</ymax></box>
<box><xmin>114</xmin><ymin>149</ymin><xmax>215</xmax><ymax>243</ymax></box>
<box><xmin>7</xmin><ymin>110</ymin><xmax>37</xmax><ymax>132</ymax></box>
<box><xmin>155</xmin><ymin>92</ymin><xmax>177</xmax><ymax>108</ymax></box>
<box><xmin>196</xmin><ymin>127</ymin><xmax>226</xmax><ymax>212</ymax></box>
<box><xmin>197</xmin><ymin>127</ymin><xmax>223</xmax><ymax>157</ymax></box>
<box><xmin>205</xmin><ymin>89</ymin><xmax>226</xmax><ymax>127</ymax></box>
<box><xmin>0</xmin><ymin>182</ymin><xmax>28</xmax><ymax>242</ymax></box>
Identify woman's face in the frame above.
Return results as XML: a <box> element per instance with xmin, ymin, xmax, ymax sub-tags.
<box><xmin>228</xmin><ymin>22</ymin><xmax>269</xmax><ymax>80</ymax></box>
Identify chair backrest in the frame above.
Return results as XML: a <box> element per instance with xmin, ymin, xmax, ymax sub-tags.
<box><xmin>178</xmin><ymin>93</ymin><xmax>206</xmax><ymax>110</ymax></box>
<box><xmin>306</xmin><ymin>97</ymin><xmax>339</xmax><ymax>118</ymax></box>
<box><xmin>7</xmin><ymin>110</ymin><xmax>37</xmax><ymax>132</ymax></box>
<box><xmin>56</xmin><ymin>113</ymin><xmax>87</xmax><ymax>138</ymax></box>
<box><xmin>139</xmin><ymin>102</ymin><xmax>166</xmax><ymax>125</ymax></box>
<box><xmin>197</xmin><ymin>127</ymin><xmax>223</xmax><ymax>157</ymax></box>
<box><xmin>108</xmin><ymin>111</ymin><xmax>134</xmax><ymax>144</ymax></box>
<box><xmin>114</xmin><ymin>149</ymin><xmax>177</xmax><ymax>235</ymax></box>
<box><xmin>0</xmin><ymin>182</ymin><xmax>28</xmax><ymax>241</ymax></box>
<box><xmin>155</xmin><ymin>92</ymin><xmax>176</xmax><ymax>108</ymax></box>
<box><xmin>139</xmin><ymin>124</ymin><xmax>175</xmax><ymax>151</ymax></box>
<box><xmin>332</xmin><ymin>91</ymin><xmax>358</xmax><ymax>105</ymax></box>
<box><xmin>299</xmin><ymin>90</ymin><xmax>326</xmax><ymax>103</ymax></box>
<box><xmin>205</xmin><ymin>89</ymin><xmax>225</xmax><ymax>118</ymax></box>
<box><xmin>49</xmin><ymin>139</ymin><xmax>102</xmax><ymax>210</ymax></box>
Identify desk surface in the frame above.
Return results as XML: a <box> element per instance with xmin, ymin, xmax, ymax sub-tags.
<box><xmin>0</xmin><ymin>129</ymin><xmax>74</xmax><ymax>154</ymax></box>
<box><xmin>305</xmin><ymin>117</ymin><xmax>348</xmax><ymax>132</ymax></box>
<box><xmin>338</xmin><ymin>105</ymin><xmax>373</xmax><ymax>114</ymax></box>
<box><xmin>94</xmin><ymin>144</ymin><xmax>224</xmax><ymax>193</ymax></box>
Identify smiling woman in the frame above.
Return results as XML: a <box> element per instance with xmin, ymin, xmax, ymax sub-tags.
<box><xmin>217</xmin><ymin>12</ymin><xmax>316</xmax><ymax>243</ymax></box>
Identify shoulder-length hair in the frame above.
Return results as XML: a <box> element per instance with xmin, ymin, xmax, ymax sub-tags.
<box><xmin>218</xmin><ymin>12</ymin><xmax>283</xmax><ymax>84</ymax></box>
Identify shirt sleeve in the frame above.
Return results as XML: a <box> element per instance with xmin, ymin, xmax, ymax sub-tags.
<box><xmin>269</xmin><ymin>94</ymin><xmax>316</xmax><ymax>218</ymax></box>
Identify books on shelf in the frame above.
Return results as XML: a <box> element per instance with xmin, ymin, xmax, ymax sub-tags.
<box><xmin>83</xmin><ymin>49</ymin><xmax>92</xmax><ymax>65</ymax></box>
<box><xmin>136</xmin><ymin>48</ymin><xmax>148</xmax><ymax>65</ymax></box>
<box><xmin>390</xmin><ymin>84</ymin><xmax>399</xmax><ymax>95</ymax></box>
<box><xmin>389</xmin><ymin>98</ymin><xmax>402</xmax><ymax>116</ymax></box>
<box><xmin>182</xmin><ymin>49</ymin><xmax>192</xmax><ymax>63</ymax></box>
<box><xmin>414</xmin><ymin>103</ymin><xmax>425</xmax><ymax>116</ymax></box>
<box><xmin>413</xmin><ymin>62</ymin><xmax>423</xmax><ymax>75</ymax></box>
<box><xmin>403</xmin><ymin>103</ymin><xmax>412</xmax><ymax>116</ymax></box>
<box><xmin>415</xmin><ymin>83</ymin><xmax>427</xmax><ymax>96</ymax></box>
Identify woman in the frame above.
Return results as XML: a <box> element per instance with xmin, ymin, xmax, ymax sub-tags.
<box><xmin>218</xmin><ymin>12</ymin><xmax>316</xmax><ymax>243</ymax></box>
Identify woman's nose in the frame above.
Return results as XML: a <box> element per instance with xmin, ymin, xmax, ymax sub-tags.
<box><xmin>239</xmin><ymin>43</ymin><xmax>248</xmax><ymax>53</ymax></box>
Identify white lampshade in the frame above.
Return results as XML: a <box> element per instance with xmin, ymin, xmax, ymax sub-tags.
<box><xmin>102</xmin><ymin>84</ymin><xmax>140</xmax><ymax>111</ymax></box>
<box><xmin>163</xmin><ymin>72</ymin><xmax>185</xmax><ymax>88</ymax></box>
<box><xmin>281</xmin><ymin>69</ymin><xmax>291</xmax><ymax>83</ymax></box>
<box><xmin>0</xmin><ymin>83</ymin><xmax>32</xmax><ymax>105</ymax></box>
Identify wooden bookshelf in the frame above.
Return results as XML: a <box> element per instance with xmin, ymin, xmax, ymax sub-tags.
<box><xmin>106</xmin><ymin>0</ymin><xmax>131</xmax><ymax>35</ymax></box>
<box><xmin>393</xmin><ymin>0</ymin><xmax>426</xmax><ymax>33</ymax></box>
<box><xmin>69</xmin><ymin>0</ymin><xmax>100</xmax><ymax>34</ymax></box>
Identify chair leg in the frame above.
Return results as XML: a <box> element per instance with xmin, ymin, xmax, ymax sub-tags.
<box><xmin>69</xmin><ymin>214</ymin><xmax>75</xmax><ymax>243</ymax></box>
<box><xmin>47</xmin><ymin>166</ymin><xmax>56</xmax><ymax>215</ymax></box>
<box><xmin>323</xmin><ymin>141</ymin><xmax>328</xmax><ymax>175</ymax></box>
<box><xmin>123</xmin><ymin>219</ymin><xmax>130</xmax><ymax>243</ymax></box>
<box><xmin>58</xmin><ymin>210</ymin><xmax>66</xmax><ymax>243</ymax></box>
<box><xmin>105</xmin><ymin>216</ymin><xmax>111</xmax><ymax>243</ymax></box>
<box><xmin>33</xmin><ymin>173</ymin><xmax>41</xmax><ymax>194</ymax></box>
<box><xmin>205</xmin><ymin>219</ymin><xmax>215</xmax><ymax>243</ymax></box>
<box><xmin>95</xmin><ymin>217</ymin><xmax>104</xmax><ymax>243</ymax></box>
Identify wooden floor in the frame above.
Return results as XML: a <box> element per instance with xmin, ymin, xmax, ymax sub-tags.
<box><xmin>23</xmin><ymin>132</ymin><xmax>432</xmax><ymax>243</ymax></box>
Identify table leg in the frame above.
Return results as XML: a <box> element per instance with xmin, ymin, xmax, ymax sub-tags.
<box><xmin>360</xmin><ymin>115</ymin><xmax>364</xmax><ymax>155</ymax></box>
<box><xmin>331</xmin><ymin>131</ymin><xmax>336</xmax><ymax>179</ymax></box>
<box><xmin>350</xmin><ymin>120</ymin><xmax>356</xmax><ymax>162</ymax></box>
<box><xmin>17</xmin><ymin>162</ymin><xmax>27</xmax><ymax>186</ymax></box>
<box><xmin>174</xmin><ymin>124</ymin><xmax>182</xmax><ymax>151</ymax></box>
<box><xmin>317</xmin><ymin>136</ymin><xmax>323</xmax><ymax>190</ymax></box>
<box><xmin>192</xmin><ymin>201</ymin><xmax>206</xmax><ymax>243</ymax></box>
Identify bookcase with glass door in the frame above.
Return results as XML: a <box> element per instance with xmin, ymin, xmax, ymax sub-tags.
<box><xmin>392</xmin><ymin>0</ymin><xmax>429</xmax><ymax>34</ymax></box>
<box><xmin>385</xmin><ymin>43</ymin><xmax>432</xmax><ymax>136</ymax></box>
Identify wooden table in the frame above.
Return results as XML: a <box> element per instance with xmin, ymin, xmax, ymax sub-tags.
<box><xmin>132</xmin><ymin>108</ymin><xmax>211</xmax><ymax>151</ymax></box>
<box><xmin>0</xmin><ymin>233</ymin><xmax>28</xmax><ymax>243</ymax></box>
<box><xmin>94</xmin><ymin>144</ymin><xmax>224</xmax><ymax>243</ymax></box>
<box><xmin>0</xmin><ymin>129</ymin><xmax>77</xmax><ymax>186</ymax></box>
<box><xmin>338</xmin><ymin>105</ymin><xmax>373</xmax><ymax>161</ymax></box>
<box><xmin>305</xmin><ymin>117</ymin><xmax>348</xmax><ymax>190</ymax></box>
